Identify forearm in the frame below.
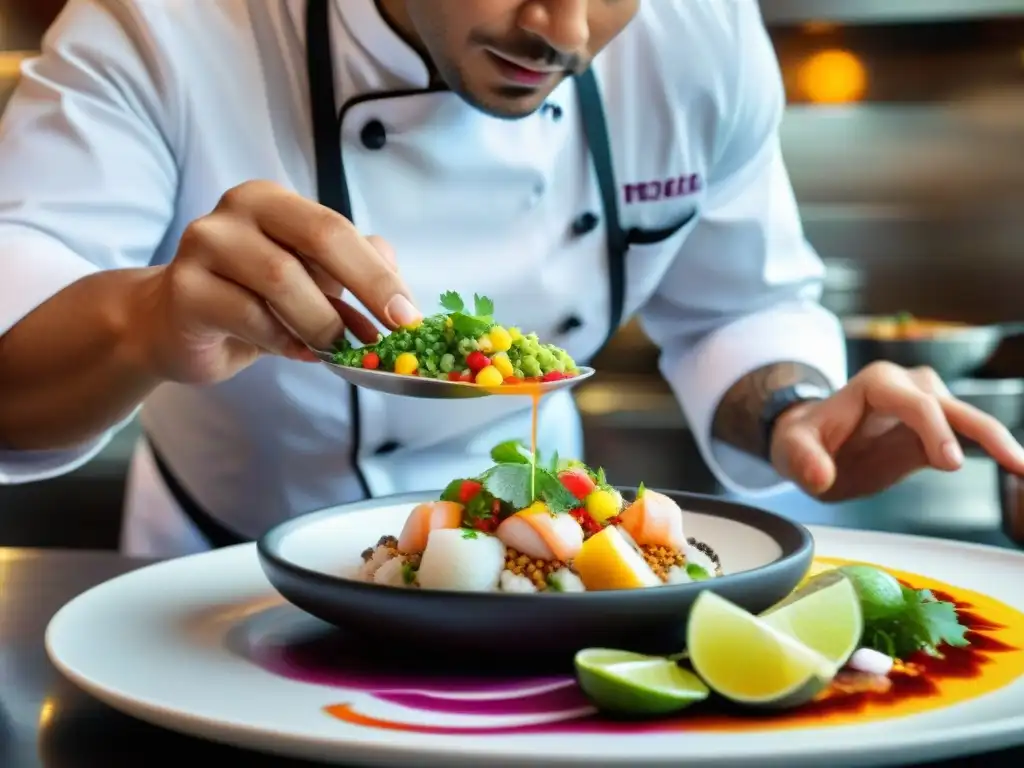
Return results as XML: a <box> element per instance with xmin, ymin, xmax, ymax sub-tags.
<box><xmin>0</xmin><ymin>268</ymin><xmax>163</xmax><ymax>450</ymax></box>
<box><xmin>711</xmin><ymin>361</ymin><xmax>832</xmax><ymax>461</ymax></box>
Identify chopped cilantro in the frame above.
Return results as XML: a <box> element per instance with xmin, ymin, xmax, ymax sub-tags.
<box><xmin>450</xmin><ymin>313</ymin><xmax>493</xmax><ymax>338</ymax></box>
<box><xmin>440</xmin><ymin>478</ymin><xmax>465</xmax><ymax>502</ymax></box>
<box><xmin>439</xmin><ymin>291</ymin><xmax>464</xmax><ymax>313</ymax></box>
<box><xmin>490</xmin><ymin>440</ymin><xmax>532</xmax><ymax>465</ymax></box>
<box><xmin>460</xmin><ymin>528</ymin><xmax>479</xmax><ymax>540</ymax></box>
<box><xmin>861</xmin><ymin>585</ymin><xmax>970</xmax><ymax>659</ymax></box>
<box><xmin>480</xmin><ymin>462</ymin><xmax>578</xmax><ymax>514</ymax></box>
<box><xmin>473</xmin><ymin>293</ymin><xmax>494</xmax><ymax>318</ymax></box>
<box><xmin>401</xmin><ymin>560</ymin><xmax>417</xmax><ymax>585</ymax></box>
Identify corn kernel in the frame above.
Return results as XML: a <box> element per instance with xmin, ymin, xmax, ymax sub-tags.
<box><xmin>474</xmin><ymin>365</ymin><xmax>504</xmax><ymax>388</ymax></box>
<box><xmin>509</xmin><ymin>326</ymin><xmax>523</xmax><ymax>342</ymax></box>
<box><xmin>476</xmin><ymin>335</ymin><xmax>494</xmax><ymax>354</ymax></box>
<box><xmin>585</xmin><ymin>489</ymin><xmax>621</xmax><ymax>524</ymax></box>
<box><xmin>488</xmin><ymin>326</ymin><xmax>513</xmax><ymax>352</ymax></box>
<box><xmin>491</xmin><ymin>352</ymin><xmax>514</xmax><ymax>378</ymax></box>
<box><xmin>394</xmin><ymin>352</ymin><xmax>419</xmax><ymax>375</ymax></box>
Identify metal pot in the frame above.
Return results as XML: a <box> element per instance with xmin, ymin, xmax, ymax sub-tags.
<box><xmin>948</xmin><ymin>377</ymin><xmax>1024</xmax><ymax>431</ymax></box>
<box><xmin>843</xmin><ymin>316</ymin><xmax>1024</xmax><ymax>380</ymax></box>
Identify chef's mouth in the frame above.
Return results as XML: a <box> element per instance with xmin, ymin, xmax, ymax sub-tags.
<box><xmin>485</xmin><ymin>49</ymin><xmax>566</xmax><ymax>88</ymax></box>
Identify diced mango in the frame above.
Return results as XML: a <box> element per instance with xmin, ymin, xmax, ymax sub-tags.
<box><xmin>394</xmin><ymin>353</ymin><xmax>419</xmax><ymax>375</ymax></box>
<box><xmin>475</xmin><ymin>365</ymin><xmax>504</xmax><ymax>387</ymax></box>
<box><xmin>491</xmin><ymin>352</ymin><xmax>514</xmax><ymax>378</ymax></box>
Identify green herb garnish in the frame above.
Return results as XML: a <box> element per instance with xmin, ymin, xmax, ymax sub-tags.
<box><xmin>440</xmin><ymin>478</ymin><xmax>465</xmax><ymax>502</ymax></box>
<box><xmin>460</xmin><ymin>528</ymin><xmax>480</xmax><ymax>540</ymax></box>
<box><xmin>861</xmin><ymin>586</ymin><xmax>970</xmax><ymax>659</ymax></box>
<box><xmin>490</xmin><ymin>440</ymin><xmax>533</xmax><ymax>465</ymax></box>
<box><xmin>439</xmin><ymin>290</ymin><xmax>495</xmax><ymax>338</ymax></box>
<box><xmin>400</xmin><ymin>561</ymin><xmax>417</xmax><ymax>585</ymax></box>
<box><xmin>686</xmin><ymin>563</ymin><xmax>710</xmax><ymax>581</ymax></box>
<box><xmin>479</xmin><ymin>462</ymin><xmax>579</xmax><ymax>514</ymax></box>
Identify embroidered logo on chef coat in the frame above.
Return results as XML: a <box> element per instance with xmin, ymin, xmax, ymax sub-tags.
<box><xmin>623</xmin><ymin>174</ymin><xmax>702</xmax><ymax>204</ymax></box>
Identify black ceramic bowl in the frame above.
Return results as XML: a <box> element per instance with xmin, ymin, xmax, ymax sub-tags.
<box><xmin>257</xmin><ymin>489</ymin><xmax>814</xmax><ymax>657</ymax></box>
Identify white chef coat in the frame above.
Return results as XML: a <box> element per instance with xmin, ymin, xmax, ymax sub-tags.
<box><xmin>0</xmin><ymin>0</ymin><xmax>847</xmax><ymax>557</ymax></box>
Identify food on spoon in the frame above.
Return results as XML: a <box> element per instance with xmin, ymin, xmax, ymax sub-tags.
<box><xmin>331</xmin><ymin>291</ymin><xmax>580</xmax><ymax>387</ymax></box>
<box><xmin>354</xmin><ymin>440</ymin><xmax>723</xmax><ymax>593</ymax></box>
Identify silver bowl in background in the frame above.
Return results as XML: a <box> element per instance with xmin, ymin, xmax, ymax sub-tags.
<box><xmin>843</xmin><ymin>316</ymin><xmax>1024</xmax><ymax>381</ymax></box>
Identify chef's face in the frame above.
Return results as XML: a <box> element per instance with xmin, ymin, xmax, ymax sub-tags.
<box><xmin>382</xmin><ymin>0</ymin><xmax>640</xmax><ymax>119</ymax></box>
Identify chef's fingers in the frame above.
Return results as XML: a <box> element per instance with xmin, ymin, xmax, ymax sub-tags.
<box><xmin>940</xmin><ymin>397</ymin><xmax>1024</xmax><ymax>474</ymax></box>
<box><xmin>905</xmin><ymin>365</ymin><xmax>952</xmax><ymax>397</ymax></box>
<box><xmin>327</xmin><ymin>296</ymin><xmax>380</xmax><ymax>344</ymax></box>
<box><xmin>854</xmin><ymin>362</ymin><xmax>961</xmax><ymax>470</ymax></box>
<box><xmin>365</xmin><ymin>234</ymin><xmax>398</xmax><ymax>271</ymax></box>
<box><xmin>770</xmin><ymin>419</ymin><xmax>837</xmax><ymax>496</ymax></box>
<box><xmin>176</xmin><ymin>263</ymin><xmax>313</xmax><ymax>361</ymax></box>
<box><xmin>220</xmin><ymin>181</ymin><xmax>420</xmax><ymax>329</ymax></box>
<box><xmin>187</xmin><ymin>215</ymin><xmax>346</xmax><ymax>350</ymax></box>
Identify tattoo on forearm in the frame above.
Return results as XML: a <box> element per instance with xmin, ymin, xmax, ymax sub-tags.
<box><xmin>711</xmin><ymin>361</ymin><xmax>832</xmax><ymax>461</ymax></box>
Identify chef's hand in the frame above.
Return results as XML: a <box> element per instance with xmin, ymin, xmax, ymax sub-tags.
<box><xmin>140</xmin><ymin>180</ymin><xmax>421</xmax><ymax>384</ymax></box>
<box><xmin>770</xmin><ymin>362</ymin><xmax>1024</xmax><ymax>501</ymax></box>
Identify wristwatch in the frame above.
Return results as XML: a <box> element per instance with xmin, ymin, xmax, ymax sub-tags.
<box><xmin>760</xmin><ymin>382</ymin><xmax>834</xmax><ymax>460</ymax></box>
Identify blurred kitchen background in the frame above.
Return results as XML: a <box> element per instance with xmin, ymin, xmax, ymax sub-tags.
<box><xmin>1</xmin><ymin>0</ymin><xmax>1023</xmax><ymax>549</ymax></box>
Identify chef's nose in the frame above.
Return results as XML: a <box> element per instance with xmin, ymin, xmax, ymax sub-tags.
<box><xmin>518</xmin><ymin>0</ymin><xmax>590</xmax><ymax>56</ymax></box>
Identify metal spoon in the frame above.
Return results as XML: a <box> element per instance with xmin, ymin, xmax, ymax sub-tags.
<box><xmin>312</xmin><ymin>348</ymin><xmax>596</xmax><ymax>400</ymax></box>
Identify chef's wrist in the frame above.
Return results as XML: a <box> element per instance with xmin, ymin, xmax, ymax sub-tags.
<box><xmin>711</xmin><ymin>362</ymin><xmax>834</xmax><ymax>462</ymax></box>
<box><xmin>112</xmin><ymin>266</ymin><xmax>173</xmax><ymax>388</ymax></box>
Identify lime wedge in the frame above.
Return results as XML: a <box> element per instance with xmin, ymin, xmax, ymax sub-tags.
<box><xmin>574</xmin><ymin>648</ymin><xmax>710</xmax><ymax>716</ymax></box>
<box><xmin>686</xmin><ymin>591</ymin><xmax>839</xmax><ymax>708</ymax></box>
<box><xmin>760</xmin><ymin>569</ymin><xmax>864</xmax><ymax>666</ymax></box>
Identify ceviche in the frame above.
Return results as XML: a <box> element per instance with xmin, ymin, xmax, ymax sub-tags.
<box><xmin>332</xmin><ymin>291</ymin><xmax>580</xmax><ymax>387</ymax></box>
<box><xmin>356</xmin><ymin>441</ymin><xmax>721</xmax><ymax>593</ymax></box>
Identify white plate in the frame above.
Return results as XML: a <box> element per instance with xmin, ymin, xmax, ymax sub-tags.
<box><xmin>46</xmin><ymin>523</ymin><xmax>1024</xmax><ymax>767</ymax></box>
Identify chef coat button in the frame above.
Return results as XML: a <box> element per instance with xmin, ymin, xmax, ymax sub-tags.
<box><xmin>556</xmin><ymin>315</ymin><xmax>584</xmax><ymax>334</ymax></box>
<box><xmin>374</xmin><ymin>440</ymin><xmax>401</xmax><ymax>456</ymax></box>
<box><xmin>571</xmin><ymin>212</ymin><xmax>600</xmax><ymax>236</ymax></box>
<box><xmin>360</xmin><ymin>120</ymin><xmax>387</xmax><ymax>150</ymax></box>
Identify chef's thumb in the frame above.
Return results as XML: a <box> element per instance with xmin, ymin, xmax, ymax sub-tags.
<box><xmin>773</xmin><ymin>423</ymin><xmax>836</xmax><ymax>496</ymax></box>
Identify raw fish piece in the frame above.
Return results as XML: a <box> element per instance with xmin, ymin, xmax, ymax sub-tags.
<box><xmin>616</xmin><ymin>490</ymin><xmax>687</xmax><ymax>551</ymax></box>
<box><xmin>496</xmin><ymin>505</ymin><xmax>584</xmax><ymax>561</ymax></box>
<box><xmin>396</xmin><ymin>501</ymin><xmax>464</xmax><ymax>554</ymax></box>
<box><xmin>417</xmin><ymin>529</ymin><xmax>506</xmax><ymax>591</ymax></box>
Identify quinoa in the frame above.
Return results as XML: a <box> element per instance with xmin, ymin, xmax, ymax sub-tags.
<box><xmin>640</xmin><ymin>545</ymin><xmax>686</xmax><ymax>582</ymax></box>
<box><xmin>503</xmin><ymin>547</ymin><xmax>566</xmax><ymax>591</ymax></box>
<box><xmin>361</xmin><ymin>535</ymin><xmax>399</xmax><ymax>562</ymax></box>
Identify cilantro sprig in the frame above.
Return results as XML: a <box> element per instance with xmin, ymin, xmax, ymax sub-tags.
<box><xmin>439</xmin><ymin>290</ymin><xmax>495</xmax><ymax>338</ymax></box>
<box><xmin>861</xmin><ymin>586</ymin><xmax>970</xmax><ymax>659</ymax></box>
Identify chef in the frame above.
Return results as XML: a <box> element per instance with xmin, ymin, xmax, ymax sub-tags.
<box><xmin>0</xmin><ymin>0</ymin><xmax>1021</xmax><ymax>558</ymax></box>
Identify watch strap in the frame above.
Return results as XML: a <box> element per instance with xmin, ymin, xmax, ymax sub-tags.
<box><xmin>760</xmin><ymin>382</ymin><xmax>833</xmax><ymax>460</ymax></box>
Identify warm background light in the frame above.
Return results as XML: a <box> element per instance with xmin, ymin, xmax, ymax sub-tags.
<box><xmin>798</xmin><ymin>49</ymin><xmax>869</xmax><ymax>104</ymax></box>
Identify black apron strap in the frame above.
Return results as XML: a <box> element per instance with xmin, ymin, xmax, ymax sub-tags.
<box><xmin>574</xmin><ymin>67</ymin><xmax>628</xmax><ymax>349</ymax></box>
<box><xmin>148</xmin><ymin>438</ymin><xmax>249</xmax><ymax>547</ymax></box>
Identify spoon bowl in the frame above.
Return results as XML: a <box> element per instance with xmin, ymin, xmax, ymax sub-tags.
<box><xmin>313</xmin><ymin>349</ymin><xmax>595</xmax><ymax>399</ymax></box>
